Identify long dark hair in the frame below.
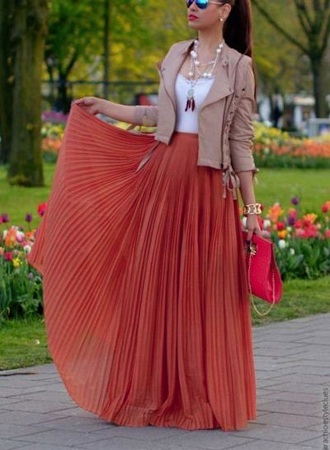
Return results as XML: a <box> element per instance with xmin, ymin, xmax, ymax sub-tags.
<box><xmin>222</xmin><ymin>0</ymin><xmax>253</xmax><ymax>57</ymax></box>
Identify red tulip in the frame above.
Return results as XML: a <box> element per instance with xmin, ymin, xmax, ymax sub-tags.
<box><xmin>37</xmin><ymin>202</ymin><xmax>47</xmax><ymax>217</ymax></box>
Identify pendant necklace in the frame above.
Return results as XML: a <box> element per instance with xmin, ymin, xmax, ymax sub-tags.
<box><xmin>185</xmin><ymin>39</ymin><xmax>224</xmax><ymax>112</ymax></box>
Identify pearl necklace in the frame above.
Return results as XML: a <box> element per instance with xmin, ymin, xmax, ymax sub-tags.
<box><xmin>185</xmin><ymin>39</ymin><xmax>224</xmax><ymax>112</ymax></box>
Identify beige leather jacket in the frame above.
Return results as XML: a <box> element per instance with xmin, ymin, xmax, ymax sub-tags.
<box><xmin>134</xmin><ymin>40</ymin><xmax>256</xmax><ymax>195</ymax></box>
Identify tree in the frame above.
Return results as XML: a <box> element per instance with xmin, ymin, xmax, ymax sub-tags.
<box><xmin>108</xmin><ymin>1</ymin><xmax>190</xmax><ymax>81</ymax></box>
<box><xmin>253</xmin><ymin>2</ymin><xmax>304</xmax><ymax>94</ymax></box>
<box><xmin>251</xmin><ymin>0</ymin><xmax>330</xmax><ymax>117</ymax></box>
<box><xmin>0</xmin><ymin>2</ymin><xmax>14</xmax><ymax>164</ymax></box>
<box><xmin>252</xmin><ymin>2</ymin><xmax>310</xmax><ymax>122</ymax></box>
<box><xmin>0</xmin><ymin>0</ymin><xmax>48</xmax><ymax>185</ymax></box>
<box><xmin>45</xmin><ymin>0</ymin><xmax>102</xmax><ymax>112</ymax></box>
<box><xmin>44</xmin><ymin>0</ymin><xmax>190</xmax><ymax>107</ymax></box>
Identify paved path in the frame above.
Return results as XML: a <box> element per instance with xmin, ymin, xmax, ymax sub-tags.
<box><xmin>1</xmin><ymin>314</ymin><xmax>329</xmax><ymax>450</ymax></box>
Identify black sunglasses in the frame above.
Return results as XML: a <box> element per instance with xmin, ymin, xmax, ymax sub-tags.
<box><xmin>186</xmin><ymin>0</ymin><xmax>224</xmax><ymax>9</ymax></box>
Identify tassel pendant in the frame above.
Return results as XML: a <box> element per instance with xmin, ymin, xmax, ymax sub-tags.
<box><xmin>185</xmin><ymin>88</ymin><xmax>196</xmax><ymax>112</ymax></box>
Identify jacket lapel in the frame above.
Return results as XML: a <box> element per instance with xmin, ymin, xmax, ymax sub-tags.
<box><xmin>201</xmin><ymin>43</ymin><xmax>233</xmax><ymax>109</ymax></box>
<box><xmin>159</xmin><ymin>40</ymin><xmax>194</xmax><ymax>107</ymax></box>
<box><xmin>159</xmin><ymin>40</ymin><xmax>236</xmax><ymax>110</ymax></box>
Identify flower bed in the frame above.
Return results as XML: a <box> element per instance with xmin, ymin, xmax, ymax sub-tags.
<box><xmin>41</xmin><ymin>120</ymin><xmax>330</xmax><ymax>168</ymax></box>
<box><xmin>242</xmin><ymin>199</ymin><xmax>330</xmax><ymax>280</ymax></box>
<box><xmin>0</xmin><ymin>209</ymin><xmax>45</xmax><ymax>321</ymax></box>
<box><xmin>253</xmin><ymin>123</ymin><xmax>330</xmax><ymax>168</ymax></box>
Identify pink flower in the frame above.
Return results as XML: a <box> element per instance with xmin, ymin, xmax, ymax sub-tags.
<box><xmin>294</xmin><ymin>228</ymin><xmax>305</xmax><ymax>238</ymax></box>
<box><xmin>4</xmin><ymin>252</ymin><xmax>13</xmax><ymax>261</ymax></box>
<box><xmin>261</xmin><ymin>230</ymin><xmax>271</xmax><ymax>238</ymax></box>
<box><xmin>288</xmin><ymin>208</ymin><xmax>297</xmax><ymax>216</ymax></box>
<box><xmin>16</xmin><ymin>231</ymin><xmax>25</xmax><ymax>243</ymax></box>
<box><xmin>301</xmin><ymin>224</ymin><xmax>318</xmax><ymax>238</ymax></box>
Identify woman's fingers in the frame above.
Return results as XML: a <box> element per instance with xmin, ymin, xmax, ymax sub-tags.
<box><xmin>246</xmin><ymin>215</ymin><xmax>262</xmax><ymax>241</ymax></box>
<box><xmin>246</xmin><ymin>229</ymin><xmax>254</xmax><ymax>242</ymax></box>
<box><xmin>74</xmin><ymin>97</ymin><xmax>100</xmax><ymax>115</ymax></box>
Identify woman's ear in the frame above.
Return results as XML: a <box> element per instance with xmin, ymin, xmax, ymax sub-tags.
<box><xmin>222</xmin><ymin>4</ymin><xmax>232</xmax><ymax>20</ymax></box>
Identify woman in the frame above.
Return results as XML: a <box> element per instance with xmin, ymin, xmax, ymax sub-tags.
<box><xmin>29</xmin><ymin>0</ymin><xmax>261</xmax><ymax>431</ymax></box>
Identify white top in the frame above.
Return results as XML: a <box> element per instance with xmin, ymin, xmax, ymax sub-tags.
<box><xmin>175</xmin><ymin>74</ymin><xmax>215</xmax><ymax>133</ymax></box>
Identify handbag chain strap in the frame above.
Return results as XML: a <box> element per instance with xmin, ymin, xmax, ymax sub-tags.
<box><xmin>247</xmin><ymin>253</ymin><xmax>276</xmax><ymax>317</ymax></box>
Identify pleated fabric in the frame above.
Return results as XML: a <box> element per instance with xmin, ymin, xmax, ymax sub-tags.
<box><xmin>29</xmin><ymin>103</ymin><xmax>256</xmax><ymax>431</ymax></box>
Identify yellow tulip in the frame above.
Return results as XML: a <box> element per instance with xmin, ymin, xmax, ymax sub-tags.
<box><xmin>12</xmin><ymin>257</ymin><xmax>22</xmax><ymax>268</ymax></box>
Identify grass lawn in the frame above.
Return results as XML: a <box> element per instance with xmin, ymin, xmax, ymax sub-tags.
<box><xmin>0</xmin><ymin>165</ymin><xmax>329</xmax><ymax>226</ymax></box>
<box><xmin>0</xmin><ymin>276</ymin><xmax>329</xmax><ymax>370</ymax></box>
<box><xmin>255</xmin><ymin>168</ymin><xmax>329</xmax><ymax>211</ymax></box>
<box><xmin>0</xmin><ymin>317</ymin><xmax>51</xmax><ymax>371</ymax></box>
<box><xmin>0</xmin><ymin>164</ymin><xmax>54</xmax><ymax>226</ymax></box>
<box><xmin>252</xmin><ymin>276</ymin><xmax>330</xmax><ymax>325</ymax></box>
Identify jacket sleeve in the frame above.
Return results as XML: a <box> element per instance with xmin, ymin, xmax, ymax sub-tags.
<box><xmin>134</xmin><ymin>105</ymin><xmax>159</xmax><ymax>127</ymax></box>
<box><xmin>229</xmin><ymin>57</ymin><xmax>257</xmax><ymax>173</ymax></box>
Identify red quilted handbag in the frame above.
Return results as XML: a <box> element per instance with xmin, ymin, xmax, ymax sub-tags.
<box><xmin>242</xmin><ymin>231</ymin><xmax>283</xmax><ymax>316</ymax></box>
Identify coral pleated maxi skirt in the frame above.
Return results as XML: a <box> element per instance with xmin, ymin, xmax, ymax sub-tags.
<box><xmin>29</xmin><ymin>104</ymin><xmax>256</xmax><ymax>431</ymax></box>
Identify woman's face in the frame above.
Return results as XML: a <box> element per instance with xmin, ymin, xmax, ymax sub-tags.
<box><xmin>186</xmin><ymin>0</ymin><xmax>230</xmax><ymax>31</ymax></box>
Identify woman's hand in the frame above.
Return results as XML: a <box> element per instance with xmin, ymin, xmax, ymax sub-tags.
<box><xmin>74</xmin><ymin>96</ymin><xmax>105</xmax><ymax>115</ymax></box>
<box><xmin>74</xmin><ymin>97</ymin><xmax>137</xmax><ymax>125</ymax></box>
<box><xmin>246</xmin><ymin>214</ymin><xmax>262</xmax><ymax>242</ymax></box>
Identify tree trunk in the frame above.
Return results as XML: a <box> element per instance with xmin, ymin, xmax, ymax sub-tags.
<box><xmin>0</xmin><ymin>1</ymin><xmax>15</xmax><ymax>164</ymax></box>
<box><xmin>310</xmin><ymin>57</ymin><xmax>327</xmax><ymax>118</ymax></box>
<box><xmin>56</xmin><ymin>73</ymin><xmax>71</xmax><ymax>113</ymax></box>
<box><xmin>325</xmin><ymin>43</ymin><xmax>330</xmax><ymax>115</ymax></box>
<box><xmin>7</xmin><ymin>0</ymin><xmax>48</xmax><ymax>186</ymax></box>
